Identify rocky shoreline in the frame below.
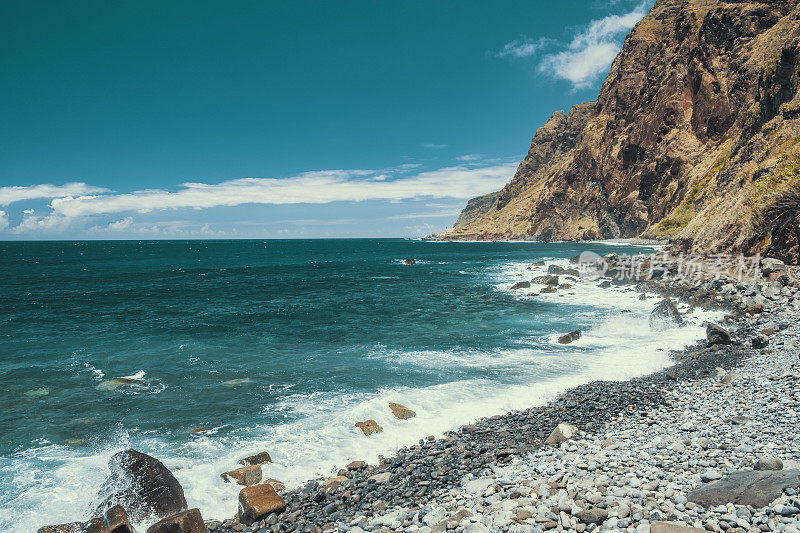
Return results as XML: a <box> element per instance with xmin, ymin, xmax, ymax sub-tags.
<box><xmin>40</xmin><ymin>253</ymin><xmax>800</xmax><ymax>533</ymax></box>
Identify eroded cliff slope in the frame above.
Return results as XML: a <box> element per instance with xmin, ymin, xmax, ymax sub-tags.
<box><xmin>449</xmin><ymin>0</ymin><xmax>800</xmax><ymax>260</ymax></box>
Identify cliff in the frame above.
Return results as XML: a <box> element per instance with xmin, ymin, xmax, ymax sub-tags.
<box><xmin>448</xmin><ymin>0</ymin><xmax>800</xmax><ymax>261</ymax></box>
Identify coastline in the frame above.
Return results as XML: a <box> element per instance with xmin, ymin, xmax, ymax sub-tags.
<box><xmin>202</xmin><ymin>253</ymin><xmax>800</xmax><ymax>533</ymax></box>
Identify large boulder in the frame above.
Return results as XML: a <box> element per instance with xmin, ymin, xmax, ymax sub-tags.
<box><xmin>650</xmin><ymin>299</ymin><xmax>683</xmax><ymax>329</ymax></box>
<box><xmin>754</xmin><ymin>457</ymin><xmax>784</xmax><ymax>471</ymax></box>
<box><xmin>688</xmin><ymin>470</ymin><xmax>800</xmax><ymax>508</ymax></box>
<box><xmin>146</xmin><ymin>508</ymin><xmax>205</xmax><ymax>533</ymax></box>
<box><xmin>238</xmin><ymin>484</ymin><xmax>287</xmax><ymax>526</ymax></box>
<box><xmin>95</xmin><ymin>449</ymin><xmax>187</xmax><ymax>523</ymax></box>
<box><xmin>355</xmin><ymin>420</ymin><xmax>383</xmax><ymax>435</ymax></box>
<box><xmin>389</xmin><ymin>402</ymin><xmax>416</xmax><ymax>419</ymax></box>
<box><xmin>220</xmin><ymin>465</ymin><xmax>262</xmax><ymax>486</ymax></box>
<box><xmin>706</xmin><ymin>324</ymin><xmax>731</xmax><ymax>345</ymax></box>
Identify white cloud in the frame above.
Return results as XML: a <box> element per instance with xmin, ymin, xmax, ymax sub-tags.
<box><xmin>107</xmin><ymin>217</ymin><xmax>134</xmax><ymax>231</ymax></box>
<box><xmin>456</xmin><ymin>154</ymin><xmax>481</xmax><ymax>162</ymax></box>
<box><xmin>47</xmin><ymin>164</ymin><xmax>517</xmax><ymax>219</ymax></box>
<box><xmin>0</xmin><ymin>183</ymin><xmax>110</xmax><ymax>206</ymax></box>
<box><xmin>0</xmin><ymin>211</ymin><xmax>8</xmax><ymax>231</ymax></box>
<box><xmin>495</xmin><ymin>37</ymin><xmax>552</xmax><ymax>59</ymax></box>
<box><xmin>538</xmin><ymin>3</ymin><xmax>649</xmax><ymax>89</ymax></box>
<box><xmin>422</xmin><ymin>143</ymin><xmax>448</xmax><ymax>149</ymax></box>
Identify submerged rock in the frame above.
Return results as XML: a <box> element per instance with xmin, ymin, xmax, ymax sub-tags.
<box><xmin>94</xmin><ymin>449</ymin><xmax>187</xmax><ymax>522</ymax></box>
<box><xmin>650</xmin><ymin>299</ymin><xmax>683</xmax><ymax>329</ymax></box>
<box><xmin>558</xmin><ymin>330</ymin><xmax>581</xmax><ymax>344</ymax></box>
<box><xmin>389</xmin><ymin>402</ymin><xmax>416</xmax><ymax>419</ymax></box>
<box><xmin>355</xmin><ymin>419</ymin><xmax>383</xmax><ymax>435</ymax></box>
<box><xmin>238</xmin><ymin>484</ymin><xmax>286</xmax><ymax>526</ymax></box>
<box><xmin>146</xmin><ymin>508</ymin><xmax>205</xmax><ymax>533</ymax></box>
<box><xmin>688</xmin><ymin>469</ymin><xmax>800</xmax><ymax>508</ymax></box>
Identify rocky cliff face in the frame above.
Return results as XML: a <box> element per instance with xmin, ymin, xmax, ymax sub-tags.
<box><xmin>448</xmin><ymin>0</ymin><xmax>800</xmax><ymax>261</ymax></box>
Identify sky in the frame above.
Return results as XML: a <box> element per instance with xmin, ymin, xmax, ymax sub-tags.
<box><xmin>0</xmin><ymin>0</ymin><xmax>652</xmax><ymax>239</ymax></box>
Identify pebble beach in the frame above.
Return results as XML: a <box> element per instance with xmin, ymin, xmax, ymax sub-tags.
<box><xmin>204</xmin><ymin>254</ymin><xmax>800</xmax><ymax>533</ymax></box>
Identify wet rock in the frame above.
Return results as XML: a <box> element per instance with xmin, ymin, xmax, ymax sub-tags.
<box><xmin>355</xmin><ymin>420</ymin><xmax>383</xmax><ymax>435</ymax></box>
<box><xmin>599</xmin><ymin>280</ymin><xmax>611</xmax><ymax>288</ymax></box>
<box><xmin>146</xmin><ymin>508</ymin><xmax>205</xmax><ymax>533</ymax></box>
<box><xmin>347</xmin><ymin>460</ymin><xmax>366</xmax><ymax>470</ymax></box>
<box><xmin>532</xmin><ymin>275</ymin><xmax>559</xmax><ymax>285</ymax></box>
<box><xmin>540</xmin><ymin>286</ymin><xmax>557</xmax><ymax>294</ymax></box>
<box><xmin>754</xmin><ymin>457</ymin><xmax>784</xmax><ymax>471</ymax></box>
<box><xmin>95</xmin><ymin>449</ymin><xmax>187</xmax><ymax>522</ymax></box>
<box><xmin>548</xmin><ymin>265</ymin><xmax>580</xmax><ymax>276</ymax></box>
<box><xmin>558</xmin><ymin>330</ymin><xmax>582</xmax><ymax>344</ymax></box>
<box><xmin>36</xmin><ymin>523</ymin><xmax>83</xmax><ymax>533</ymax></box>
<box><xmin>262</xmin><ymin>478</ymin><xmax>286</xmax><ymax>491</ymax></box>
<box><xmin>221</xmin><ymin>465</ymin><xmax>262</xmax><ymax>486</ymax></box>
<box><xmin>403</xmin><ymin>258</ymin><xmax>416</xmax><ymax>265</ymax></box>
<box><xmin>706</xmin><ymin>324</ymin><xmax>731</xmax><ymax>345</ymax></box>
<box><xmin>544</xmin><ymin>423</ymin><xmax>578</xmax><ymax>445</ymax></box>
<box><xmin>188</xmin><ymin>427</ymin><xmax>212</xmax><ymax>434</ymax></box>
<box><xmin>388</xmin><ymin>402</ymin><xmax>416</xmax><ymax>419</ymax></box>
<box><xmin>103</xmin><ymin>505</ymin><xmax>133</xmax><ymax>533</ymax></box>
<box><xmin>239</xmin><ymin>451</ymin><xmax>272</xmax><ymax>466</ymax></box>
<box><xmin>650</xmin><ymin>299</ymin><xmax>683</xmax><ymax>329</ymax></box>
<box><xmin>238</xmin><ymin>484</ymin><xmax>287</xmax><ymax>526</ymax></box>
<box><xmin>510</xmin><ymin>281</ymin><xmax>531</xmax><ymax>290</ymax></box>
<box><xmin>688</xmin><ymin>470</ymin><xmax>800</xmax><ymax>508</ymax></box>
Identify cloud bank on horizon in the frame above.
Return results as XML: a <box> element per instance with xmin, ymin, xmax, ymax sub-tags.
<box><xmin>0</xmin><ymin>161</ymin><xmax>518</xmax><ymax>237</ymax></box>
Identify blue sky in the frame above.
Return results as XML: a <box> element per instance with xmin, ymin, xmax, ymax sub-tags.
<box><xmin>0</xmin><ymin>0</ymin><xmax>651</xmax><ymax>239</ymax></box>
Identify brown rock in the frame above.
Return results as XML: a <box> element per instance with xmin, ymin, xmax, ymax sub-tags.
<box><xmin>745</xmin><ymin>303</ymin><xmax>764</xmax><ymax>314</ymax></box>
<box><xmin>221</xmin><ymin>465</ymin><xmax>262</xmax><ymax>486</ymax></box>
<box><xmin>82</xmin><ymin>518</ymin><xmax>106</xmax><ymax>533</ymax></box>
<box><xmin>263</xmin><ymin>478</ymin><xmax>286</xmax><ymax>491</ymax></box>
<box><xmin>388</xmin><ymin>402</ymin><xmax>416</xmax><ymax>419</ymax></box>
<box><xmin>347</xmin><ymin>460</ymin><xmax>366</xmax><ymax>470</ymax></box>
<box><xmin>403</xmin><ymin>258</ymin><xmax>416</xmax><ymax>265</ymax></box>
<box><xmin>540</xmin><ymin>286</ymin><xmax>557</xmax><ymax>294</ymax></box>
<box><xmin>557</xmin><ymin>330</ymin><xmax>581</xmax><ymax>344</ymax></box>
<box><xmin>239</xmin><ymin>451</ymin><xmax>272</xmax><ymax>466</ymax></box>
<box><xmin>510</xmin><ymin>281</ymin><xmax>531</xmax><ymax>290</ymax></box>
<box><xmin>103</xmin><ymin>505</ymin><xmax>134</xmax><ymax>532</ymax></box>
<box><xmin>37</xmin><ymin>524</ymin><xmax>83</xmax><ymax>533</ymax></box>
<box><xmin>146</xmin><ymin>508</ymin><xmax>205</xmax><ymax>533</ymax></box>
<box><xmin>544</xmin><ymin>423</ymin><xmax>578</xmax><ymax>445</ymax></box>
<box><xmin>238</xmin><ymin>484</ymin><xmax>287</xmax><ymax>526</ymax></box>
<box><xmin>355</xmin><ymin>419</ymin><xmax>383</xmax><ymax>435</ymax></box>
<box><xmin>188</xmin><ymin>427</ymin><xmax>212</xmax><ymax>434</ymax></box>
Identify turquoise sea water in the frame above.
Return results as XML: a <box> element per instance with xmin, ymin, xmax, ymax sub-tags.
<box><xmin>0</xmin><ymin>239</ymin><xmax>714</xmax><ymax>531</ymax></box>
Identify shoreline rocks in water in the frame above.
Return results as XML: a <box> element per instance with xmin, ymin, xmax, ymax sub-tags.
<box><xmin>355</xmin><ymin>419</ymin><xmax>383</xmax><ymax>436</ymax></box>
<box><xmin>557</xmin><ymin>330</ymin><xmax>581</xmax><ymax>345</ymax></box>
<box><xmin>389</xmin><ymin>402</ymin><xmax>417</xmax><ymax>420</ymax></box>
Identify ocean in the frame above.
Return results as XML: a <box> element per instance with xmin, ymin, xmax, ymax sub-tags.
<box><xmin>0</xmin><ymin>239</ymin><xmax>715</xmax><ymax>531</ymax></box>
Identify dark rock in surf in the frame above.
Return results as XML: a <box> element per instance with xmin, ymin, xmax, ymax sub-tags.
<box><xmin>94</xmin><ymin>449</ymin><xmax>187</xmax><ymax>522</ymax></box>
<box><xmin>558</xmin><ymin>331</ymin><xmax>582</xmax><ymax>344</ymax></box>
<box><xmin>403</xmin><ymin>258</ymin><xmax>416</xmax><ymax>265</ymax></box>
<box><xmin>240</xmin><ymin>451</ymin><xmax>272</xmax><ymax>466</ymax></box>
<box><xmin>510</xmin><ymin>281</ymin><xmax>531</xmax><ymax>290</ymax></box>
<box><xmin>532</xmin><ymin>275</ymin><xmax>559</xmax><ymax>285</ymax></box>
<box><xmin>649</xmin><ymin>299</ymin><xmax>683</xmax><ymax>329</ymax></box>
<box><xmin>37</xmin><ymin>523</ymin><xmax>83</xmax><ymax>533</ymax></box>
